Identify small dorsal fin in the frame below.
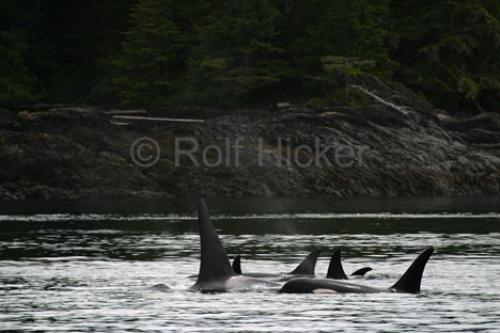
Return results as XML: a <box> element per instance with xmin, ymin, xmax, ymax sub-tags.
<box><xmin>351</xmin><ymin>267</ymin><xmax>372</xmax><ymax>276</ymax></box>
<box><xmin>391</xmin><ymin>248</ymin><xmax>434</xmax><ymax>293</ymax></box>
<box><xmin>326</xmin><ymin>250</ymin><xmax>348</xmax><ymax>279</ymax></box>
<box><xmin>194</xmin><ymin>199</ymin><xmax>235</xmax><ymax>286</ymax></box>
<box><xmin>289</xmin><ymin>249</ymin><xmax>321</xmax><ymax>275</ymax></box>
<box><xmin>232</xmin><ymin>255</ymin><xmax>242</xmax><ymax>274</ymax></box>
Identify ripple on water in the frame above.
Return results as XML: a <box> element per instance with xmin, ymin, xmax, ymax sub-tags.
<box><xmin>0</xmin><ymin>212</ymin><xmax>499</xmax><ymax>332</ymax></box>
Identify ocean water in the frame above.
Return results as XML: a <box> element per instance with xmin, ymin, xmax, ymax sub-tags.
<box><xmin>1</xmin><ymin>197</ymin><xmax>499</xmax><ymax>332</ymax></box>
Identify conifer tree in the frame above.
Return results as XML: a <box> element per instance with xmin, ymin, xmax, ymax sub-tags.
<box><xmin>184</xmin><ymin>0</ymin><xmax>287</xmax><ymax>105</ymax></box>
<box><xmin>111</xmin><ymin>0</ymin><xmax>187</xmax><ymax>106</ymax></box>
<box><xmin>288</xmin><ymin>0</ymin><xmax>394</xmax><ymax>104</ymax></box>
<box><xmin>0</xmin><ymin>30</ymin><xmax>34</xmax><ymax>106</ymax></box>
<box><xmin>391</xmin><ymin>0</ymin><xmax>500</xmax><ymax>109</ymax></box>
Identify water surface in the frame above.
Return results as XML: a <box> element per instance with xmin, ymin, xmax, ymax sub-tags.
<box><xmin>1</xmin><ymin>197</ymin><xmax>499</xmax><ymax>332</ymax></box>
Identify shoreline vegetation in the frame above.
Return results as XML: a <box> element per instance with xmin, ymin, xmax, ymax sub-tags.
<box><xmin>1</xmin><ymin>1</ymin><xmax>499</xmax><ymax>111</ymax></box>
<box><xmin>1</xmin><ymin>1</ymin><xmax>499</xmax><ymax>200</ymax></box>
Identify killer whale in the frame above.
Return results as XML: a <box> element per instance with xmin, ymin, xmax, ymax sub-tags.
<box><xmin>280</xmin><ymin>248</ymin><xmax>434</xmax><ymax>294</ymax></box>
<box><xmin>289</xmin><ymin>250</ymin><xmax>321</xmax><ymax>276</ymax></box>
<box><xmin>187</xmin><ymin>255</ymin><xmax>242</xmax><ymax>280</ymax></box>
<box><xmin>326</xmin><ymin>250</ymin><xmax>373</xmax><ymax>279</ymax></box>
<box><xmin>231</xmin><ymin>250</ymin><xmax>321</xmax><ymax>279</ymax></box>
<box><xmin>190</xmin><ymin>199</ymin><xmax>273</xmax><ymax>292</ymax></box>
<box><xmin>232</xmin><ymin>255</ymin><xmax>242</xmax><ymax>274</ymax></box>
<box><xmin>351</xmin><ymin>267</ymin><xmax>373</xmax><ymax>276</ymax></box>
<box><xmin>189</xmin><ymin>250</ymin><xmax>320</xmax><ymax>280</ymax></box>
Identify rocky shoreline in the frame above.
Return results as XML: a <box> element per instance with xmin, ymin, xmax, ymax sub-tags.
<box><xmin>1</xmin><ymin>78</ymin><xmax>500</xmax><ymax>200</ymax></box>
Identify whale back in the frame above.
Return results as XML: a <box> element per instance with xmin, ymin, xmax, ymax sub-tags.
<box><xmin>326</xmin><ymin>250</ymin><xmax>348</xmax><ymax>279</ymax></box>
<box><xmin>391</xmin><ymin>248</ymin><xmax>434</xmax><ymax>293</ymax></box>
<box><xmin>289</xmin><ymin>249</ymin><xmax>321</xmax><ymax>275</ymax></box>
<box><xmin>194</xmin><ymin>199</ymin><xmax>235</xmax><ymax>287</ymax></box>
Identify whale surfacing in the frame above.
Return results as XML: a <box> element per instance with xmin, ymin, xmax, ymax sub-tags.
<box><xmin>232</xmin><ymin>255</ymin><xmax>242</xmax><ymax>275</ymax></box>
<box><xmin>229</xmin><ymin>250</ymin><xmax>320</xmax><ymax>279</ymax></box>
<box><xmin>280</xmin><ymin>248</ymin><xmax>434</xmax><ymax>294</ymax></box>
<box><xmin>190</xmin><ymin>199</ymin><xmax>269</xmax><ymax>292</ymax></box>
<box><xmin>326</xmin><ymin>250</ymin><xmax>373</xmax><ymax>279</ymax></box>
<box><xmin>289</xmin><ymin>249</ymin><xmax>321</xmax><ymax>275</ymax></box>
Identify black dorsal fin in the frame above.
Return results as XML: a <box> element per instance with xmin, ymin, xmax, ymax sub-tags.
<box><xmin>195</xmin><ymin>199</ymin><xmax>235</xmax><ymax>286</ymax></box>
<box><xmin>289</xmin><ymin>249</ymin><xmax>321</xmax><ymax>275</ymax></box>
<box><xmin>391</xmin><ymin>248</ymin><xmax>434</xmax><ymax>293</ymax></box>
<box><xmin>232</xmin><ymin>255</ymin><xmax>242</xmax><ymax>274</ymax></box>
<box><xmin>351</xmin><ymin>267</ymin><xmax>373</xmax><ymax>276</ymax></box>
<box><xmin>326</xmin><ymin>250</ymin><xmax>348</xmax><ymax>279</ymax></box>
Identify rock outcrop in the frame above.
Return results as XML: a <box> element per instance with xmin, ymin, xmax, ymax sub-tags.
<box><xmin>1</xmin><ymin>79</ymin><xmax>499</xmax><ymax>200</ymax></box>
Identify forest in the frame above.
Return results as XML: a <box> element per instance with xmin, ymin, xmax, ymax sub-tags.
<box><xmin>1</xmin><ymin>0</ymin><xmax>499</xmax><ymax>112</ymax></box>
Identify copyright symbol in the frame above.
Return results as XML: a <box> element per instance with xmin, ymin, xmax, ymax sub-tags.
<box><xmin>130</xmin><ymin>137</ymin><xmax>160</xmax><ymax>168</ymax></box>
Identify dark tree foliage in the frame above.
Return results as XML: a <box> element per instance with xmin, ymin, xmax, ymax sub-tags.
<box><xmin>109</xmin><ymin>0</ymin><xmax>188</xmax><ymax>106</ymax></box>
<box><xmin>0</xmin><ymin>0</ymin><xmax>133</xmax><ymax>105</ymax></box>
<box><xmin>391</xmin><ymin>0</ymin><xmax>500</xmax><ymax>109</ymax></box>
<box><xmin>0</xmin><ymin>0</ymin><xmax>498</xmax><ymax>111</ymax></box>
<box><xmin>182</xmin><ymin>0</ymin><xmax>288</xmax><ymax>105</ymax></box>
<box><xmin>0</xmin><ymin>29</ymin><xmax>35</xmax><ymax>106</ymax></box>
<box><xmin>0</xmin><ymin>0</ymin><xmax>41</xmax><ymax>106</ymax></box>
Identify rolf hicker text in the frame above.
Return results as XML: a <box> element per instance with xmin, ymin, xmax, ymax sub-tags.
<box><xmin>171</xmin><ymin>137</ymin><xmax>368</xmax><ymax>168</ymax></box>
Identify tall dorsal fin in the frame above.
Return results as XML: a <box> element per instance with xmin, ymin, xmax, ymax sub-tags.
<box><xmin>232</xmin><ymin>255</ymin><xmax>242</xmax><ymax>274</ymax></box>
<box><xmin>351</xmin><ymin>267</ymin><xmax>372</xmax><ymax>276</ymax></box>
<box><xmin>289</xmin><ymin>249</ymin><xmax>321</xmax><ymax>275</ymax></box>
<box><xmin>326</xmin><ymin>250</ymin><xmax>348</xmax><ymax>279</ymax></box>
<box><xmin>391</xmin><ymin>248</ymin><xmax>434</xmax><ymax>293</ymax></box>
<box><xmin>195</xmin><ymin>199</ymin><xmax>235</xmax><ymax>286</ymax></box>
